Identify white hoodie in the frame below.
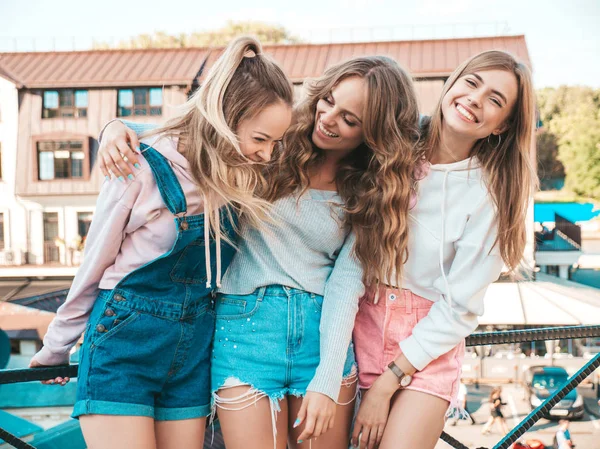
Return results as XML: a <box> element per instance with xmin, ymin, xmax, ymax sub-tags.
<box><xmin>393</xmin><ymin>157</ymin><xmax>504</xmax><ymax>371</ymax></box>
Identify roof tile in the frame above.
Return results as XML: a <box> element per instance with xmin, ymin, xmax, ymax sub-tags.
<box><xmin>0</xmin><ymin>35</ymin><xmax>530</xmax><ymax>88</ymax></box>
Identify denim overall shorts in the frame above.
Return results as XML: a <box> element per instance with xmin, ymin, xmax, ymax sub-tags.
<box><xmin>73</xmin><ymin>143</ymin><xmax>237</xmax><ymax>421</ymax></box>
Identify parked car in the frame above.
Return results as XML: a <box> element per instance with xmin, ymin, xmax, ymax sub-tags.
<box><xmin>524</xmin><ymin>366</ymin><xmax>584</xmax><ymax>419</ymax></box>
<box><xmin>513</xmin><ymin>439</ymin><xmax>546</xmax><ymax>449</ymax></box>
<box><xmin>580</xmin><ymin>337</ymin><xmax>600</xmax><ymax>357</ymax></box>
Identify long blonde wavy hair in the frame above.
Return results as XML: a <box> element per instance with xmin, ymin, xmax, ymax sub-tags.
<box><xmin>265</xmin><ymin>56</ymin><xmax>420</xmax><ymax>286</ymax></box>
<box><xmin>421</xmin><ymin>50</ymin><xmax>538</xmax><ymax>271</ymax></box>
<box><xmin>146</xmin><ymin>36</ymin><xmax>293</xmax><ymax>237</ymax></box>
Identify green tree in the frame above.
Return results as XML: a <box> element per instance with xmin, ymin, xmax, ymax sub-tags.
<box><xmin>536</xmin><ymin>86</ymin><xmax>600</xmax><ymax>199</ymax></box>
<box><xmin>536</xmin><ymin>87</ymin><xmax>567</xmax><ymax>187</ymax></box>
<box><xmin>93</xmin><ymin>21</ymin><xmax>300</xmax><ymax>49</ymax></box>
<box><xmin>536</xmin><ymin>130</ymin><xmax>564</xmax><ymax>182</ymax></box>
<box><xmin>553</xmin><ymin>98</ymin><xmax>600</xmax><ymax>199</ymax></box>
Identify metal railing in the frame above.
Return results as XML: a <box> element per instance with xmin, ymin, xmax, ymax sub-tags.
<box><xmin>555</xmin><ymin>213</ymin><xmax>582</xmax><ymax>250</ymax></box>
<box><xmin>1</xmin><ymin>325</ymin><xmax>600</xmax><ymax>449</ymax></box>
<box><xmin>42</xmin><ymin>242</ymin><xmax>60</xmax><ymax>264</ymax></box>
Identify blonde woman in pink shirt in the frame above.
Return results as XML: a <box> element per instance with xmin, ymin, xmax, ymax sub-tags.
<box><xmin>29</xmin><ymin>37</ymin><xmax>293</xmax><ymax>449</ymax></box>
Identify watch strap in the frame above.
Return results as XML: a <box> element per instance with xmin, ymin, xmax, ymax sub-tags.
<box><xmin>387</xmin><ymin>361</ymin><xmax>405</xmax><ymax>382</ymax></box>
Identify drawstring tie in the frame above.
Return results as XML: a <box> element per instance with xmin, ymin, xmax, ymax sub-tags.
<box><xmin>216</xmin><ymin>208</ymin><xmax>222</xmax><ymax>288</ymax></box>
<box><xmin>439</xmin><ymin>169</ymin><xmax>453</xmax><ymax>308</ymax></box>
<box><xmin>203</xmin><ymin>196</ymin><xmax>222</xmax><ymax>289</ymax></box>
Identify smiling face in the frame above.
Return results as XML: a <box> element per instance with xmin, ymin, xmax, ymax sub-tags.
<box><xmin>237</xmin><ymin>100</ymin><xmax>293</xmax><ymax>163</ymax></box>
<box><xmin>311</xmin><ymin>76</ymin><xmax>366</xmax><ymax>154</ymax></box>
<box><xmin>441</xmin><ymin>69</ymin><xmax>518</xmax><ymax>141</ymax></box>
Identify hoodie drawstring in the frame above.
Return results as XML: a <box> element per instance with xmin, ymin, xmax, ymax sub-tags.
<box><xmin>215</xmin><ymin>208</ymin><xmax>222</xmax><ymax>288</ymax></box>
<box><xmin>202</xmin><ymin>195</ymin><xmax>223</xmax><ymax>289</ymax></box>
<box><xmin>204</xmin><ymin>195</ymin><xmax>212</xmax><ymax>289</ymax></box>
<box><xmin>439</xmin><ymin>169</ymin><xmax>454</xmax><ymax>308</ymax></box>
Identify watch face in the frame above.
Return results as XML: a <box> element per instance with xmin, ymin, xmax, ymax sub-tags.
<box><xmin>400</xmin><ymin>374</ymin><xmax>412</xmax><ymax>387</ymax></box>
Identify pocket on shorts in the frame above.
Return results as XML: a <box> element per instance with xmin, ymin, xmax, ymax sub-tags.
<box><xmin>90</xmin><ymin>303</ymin><xmax>140</xmax><ymax>348</ymax></box>
<box><xmin>358</xmin><ymin>295</ymin><xmax>369</xmax><ymax>308</ymax></box>
<box><xmin>215</xmin><ymin>293</ymin><xmax>261</xmax><ymax>320</ymax></box>
<box><xmin>385</xmin><ymin>308</ymin><xmax>414</xmax><ymax>348</ymax></box>
<box><xmin>311</xmin><ymin>293</ymin><xmax>323</xmax><ymax>311</ymax></box>
<box><xmin>415</xmin><ymin>305</ymin><xmax>433</xmax><ymax>322</ymax></box>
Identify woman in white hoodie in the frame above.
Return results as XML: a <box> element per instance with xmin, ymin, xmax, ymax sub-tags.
<box><xmin>351</xmin><ymin>50</ymin><xmax>537</xmax><ymax>449</ymax></box>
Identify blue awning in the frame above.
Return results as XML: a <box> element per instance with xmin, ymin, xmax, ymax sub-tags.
<box><xmin>534</xmin><ymin>202</ymin><xmax>600</xmax><ymax>223</ymax></box>
<box><xmin>0</xmin><ymin>409</ymin><xmax>43</xmax><ymax>444</ymax></box>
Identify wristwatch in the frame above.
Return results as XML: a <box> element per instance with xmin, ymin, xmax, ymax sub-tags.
<box><xmin>387</xmin><ymin>361</ymin><xmax>412</xmax><ymax>387</ymax></box>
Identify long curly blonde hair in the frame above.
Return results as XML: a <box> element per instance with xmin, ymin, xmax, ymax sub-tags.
<box><xmin>147</xmin><ymin>36</ymin><xmax>293</xmax><ymax>237</ymax></box>
<box><xmin>265</xmin><ymin>56</ymin><xmax>420</xmax><ymax>286</ymax></box>
<box><xmin>421</xmin><ymin>50</ymin><xmax>538</xmax><ymax>271</ymax></box>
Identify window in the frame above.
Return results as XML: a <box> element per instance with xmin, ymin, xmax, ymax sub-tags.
<box><xmin>118</xmin><ymin>88</ymin><xmax>162</xmax><ymax>117</ymax></box>
<box><xmin>0</xmin><ymin>213</ymin><xmax>4</xmax><ymax>251</ymax></box>
<box><xmin>43</xmin><ymin>212</ymin><xmax>60</xmax><ymax>263</ymax></box>
<box><xmin>43</xmin><ymin>89</ymin><xmax>88</xmax><ymax>118</ymax></box>
<box><xmin>77</xmin><ymin>212</ymin><xmax>93</xmax><ymax>239</ymax></box>
<box><xmin>37</xmin><ymin>140</ymin><xmax>85</xmax><ymax>180</ymax></box>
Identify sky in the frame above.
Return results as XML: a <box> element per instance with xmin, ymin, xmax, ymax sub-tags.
<box><xmin>0</xmin><ymin>0</ymin><xmax>599</xmax><ymax>88</ymax></box>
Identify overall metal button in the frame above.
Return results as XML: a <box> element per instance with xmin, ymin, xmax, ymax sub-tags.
<box><xmin>104</xmin><ymin>308</ymin><xmax>116</xmax><ymax>317</ymax></box>
<box><xmin>114</xmin><ymin>294</ymin><xmax>124</xmax><ymax>302</ymax></box>
<box><xmin>389</xmin><ymin>293</ymin><xmax>397</xmax><ymax>301</ymax></box>
<box><xmin>96</xmin><ymin>324</ymin><xmax>107</xmax><ymax>333</ymax></box>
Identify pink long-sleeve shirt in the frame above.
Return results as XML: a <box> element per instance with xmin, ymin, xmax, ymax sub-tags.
<box><xmin>33</xmin><ymin>134</ymin><xmax>205</xmax><ymax>366</ymax></box>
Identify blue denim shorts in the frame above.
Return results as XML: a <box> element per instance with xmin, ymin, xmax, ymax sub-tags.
<box><xmin>73</xmin><ymin>289</ymin><xmax>215</xmax><ymax>420</ymax></box>
<box><xmin>211</xmin><ymin>285</ymin><xmax>356</xmax><ymax>403</ymax></box>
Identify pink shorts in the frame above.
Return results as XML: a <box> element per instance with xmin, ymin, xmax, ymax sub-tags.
<box><xmin>353</xmin><ymin>286</ymin><xmax>464</xmax><ymax>404</ymax></box>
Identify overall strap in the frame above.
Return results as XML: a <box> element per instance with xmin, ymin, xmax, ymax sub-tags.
<box><xmin>140</xmin><ymin>142</ymin><xmax>187</xmax><ymax>216</ymax></box>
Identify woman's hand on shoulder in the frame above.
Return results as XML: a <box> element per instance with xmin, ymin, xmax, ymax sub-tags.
<box><xmin>99</xmin><ymin>120</ymin><xmax>141</xmax><ymax>181</ymax></box>
<box><xmin>294</xmin><ymin>391</ymin><xmax>337</xmax><ymax>443</ymax></box>
<box><xmin>29</xmin><ymin>358</ymin><xmax>70</xmax><ymax>386</ymax></box>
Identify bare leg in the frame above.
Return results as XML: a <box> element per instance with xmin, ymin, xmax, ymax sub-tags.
<box><xmin>379</xmin><ymin>389</ymin><xmax>449</xmax><ymax>449</ymax></box>
<box><xmin>155</xmin><ymin>418</ymin><xmax>205</xmax><ymax>449</ymax></box>
<box><xmin>288</xmin><ymin>382</ymin><xmax>357</xmax><ymax>449</ymax></box>
<box><xmin>492</xmin><ymin>418</ymin><xmax>501</xmax><ymax>433</ymax></box>
<box><xmin>215</xmin><ymin>385</ymin><xmax>289</xmax><ymax>449</ymax></box>
<box><xmin>80</xmin><ymin>415</ymin><xmax>157</xmax><ymax>449</ymax></box>
<box><xmin>467</xmin><ymin>406</ymin><xmax>476</xmax><ymax>425</ymax></box>
<box><xmin>481</xmin><ymin>416</ymin><xmax>494</xmax><ymax>434</ymax></box>
<box><xmin>498</xmin><ymin>417</ymin><xmax>510</xmax><ymax>435</ymax></box>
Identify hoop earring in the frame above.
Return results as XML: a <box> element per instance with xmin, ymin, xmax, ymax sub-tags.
<box><xmin>487</xmin><ymin>133</ymin><xmax>502</xmax><ymax>149</ymax></box>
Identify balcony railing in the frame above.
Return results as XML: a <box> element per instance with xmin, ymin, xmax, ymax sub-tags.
<box><xmin>40</xmin><ymin>242</ymin><xmax>82</xmax><ymax>266</ymax></box>
<box><xmin>1</xmin><ymin>325</ymin><xmax>600</xmax><ymax>449</ymax></box>
<box><xmin>555</xmin><ymin>213</ymin><xmax>582</xmax><ymax>249</ymax></box>
<box><xmin>42</xmin><ymin>242</ymin><xmax>60</xmax><ymax>264</ymax></box>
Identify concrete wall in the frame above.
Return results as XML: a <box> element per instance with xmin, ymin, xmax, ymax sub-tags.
<box><xmin>15</xmin><ymin>86</ymin><xmax>188</xmax><ymax>197</ymax></box>
<box><xmin>0</xmin><ymin>76</ymin><xmax>27</xmax><ymax>265</ymax></box>
<box><xmin>5</xmin><ymin>84</ymin><xmax>188</xmax><ymax>266</ymax></box>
